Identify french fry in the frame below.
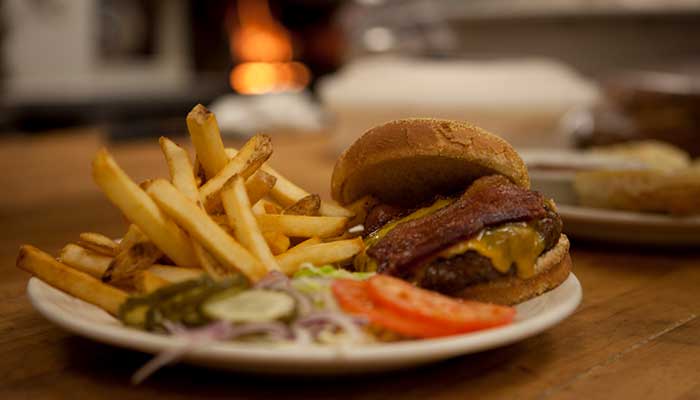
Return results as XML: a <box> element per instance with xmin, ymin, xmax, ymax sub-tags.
<box><xmin>17</xmin><ymin>245</ymin><xmax>127</xmax><ymax>316</ymax></box>
<box><xmin>283</xmin><ymin>194</ymin><xmax>321</xmax><ymax>216</ymax></box>
<box><xmin>210</xmin><ymin>214</ymin><xmax>229</xmax><ymax>226</ymax></box>
<box><xmin>318</xmin><ymin>201</ymin><xmax>353</xmax><ymax>218</ymax></box>
<box><xmin>345</xmin><ymin>195</ymin><xmax>380</xmax><ymax>228</ymax></box>
<box><xmin>276</xmin><ymin>238</ymin><xmax>364</xmax><ymax>275</ymax></box>
<box><xmin>103</xmin><ymin>238</ymin><xmax>162</xmax><ymax>284</ymax></box>
<box><xmin>159</xmin><ymin>137</ymin><xmax>199</xmax><ymax>200</ymax></box>
<box><xmin>77</xmin><ymin>232</ymin><xmax>118</xmax><ymax>257</ymax></box>
<box><xmin>252</xmin><ymin>201</ymin><xmax>266</xmax><ymax>215</ymax></box>
<box><xmin>60</xmin><ymin>244</ymin><xmax>112</xmax><ymax>278</ymax></box>
<box><xmin>100</xmin><ymin>224</ymin><xmax>162</xmax><ymax>284</ymax></box>
<box><xmin>289</xmin><ymin>236</ymin><xmax>322</xmax><ymax>250</ymax></box>
<box><xmin>251</xmin><ymin>198</ymin><xmax>284</xmax><ymax>216</ymax></box>
<box><xmin>118</xmin><ymin>224</ymin><xmax>148</xmax><ymax>251</ymax></box>
<box><xmin>136</xmin><ymin>266</ymin><xmax>206</xmax><ymax>293</ymax></box>
<box><xmin>186</xmin><ymin>104</ymin><xmax>229</xmax><ymax>179</ymax></box>
<box><xmin>262</xmin><ymin>231</ymin><xmax>291</xmax><ymax>255</ymax></box>
<box><xmin>249</xmin><ymin>200</ymin><xmax>291</xmax><ymax>253</ymax></box>
<box><xmin>147</xmin><ymin>179</ymin><xmax>267</xmax><ymax>281</ymax></box>
<box><xmin>262</xmin><ymin>199</ymin><xmax>283</xmax><ymax>214</ymax></box>
<box><xmin>193</xmin><ymin>157</ymin><xmax>206</xmax><ymax>186</ymax></box>
<box><xmin>226</xmin><ymin>148</ymin><xmax>353</xmax><ymax>217</ymax></box>
<box><xmin>148</xmin><ymin>265</ymin><xmax>205</xmax><ymax>282</ymax></box>
<box><xmin>193</xmin><ymin>244</ymin><xmax>230</xmax><ymax>279</ymax></box>
<box><xmin>222</xmin><ymin>175</ymin><xmax>280</xmax><ymax>272</ymax></box>
<box><xmin>92</xmin><ymin>149</ymin><xmax>197</xmax><ymax>267</ymax></box>
<box><xmin>161</xmin><ymin>136</ymin><xmax>228</xmax><ymax>278</ymax></box>
<box><xmin>245</xmin><ymin>170</ymin><xmax>276</xmax><ymax>205</ymax></box>
<box><xmin>256</xmin><ymin>214</ymin><xmax>348</xmax><ymax>238</ymax></box>
<box><xmin>200</xmin><ymin>134</ymin><xmax>273</xmax><ymax>212</ymax></box>
<box><xmin>135</xmin><ymin>270</ymin><xmax>171</xmax><ymax>293</ymax></box>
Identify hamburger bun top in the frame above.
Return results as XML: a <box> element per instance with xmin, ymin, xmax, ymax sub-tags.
<box><xmin>331</xmin><ymin>118</ymin><xmax>530</xmax><ymax>206</ymax></box>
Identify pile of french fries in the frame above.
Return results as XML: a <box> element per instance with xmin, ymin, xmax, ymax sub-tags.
<box><xmin>17</xmin><ymin>104</ymin><xmax>362</xmax><ymax>317</ymax></box>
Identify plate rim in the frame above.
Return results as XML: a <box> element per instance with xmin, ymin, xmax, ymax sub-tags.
<box><xmin>557</xmin><ymin>204</ymin><xmax>700</xmax><ymax>227</ymax></box>
<box><xmin>27</xmin><ymin>274</ymin><xmax>582</xmax><ymax>367</ymax></box>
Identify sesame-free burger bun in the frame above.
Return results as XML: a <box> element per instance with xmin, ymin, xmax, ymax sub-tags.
<box><xmin>331</xmin><ymin>118</ymin><xmax>530</xmax><ymax>206</ymax></box>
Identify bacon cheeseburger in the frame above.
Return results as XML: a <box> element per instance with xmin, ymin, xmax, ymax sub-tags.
<box><xmin>332</xmin><ymin>118</ymin><xmax>571</xmax><ymax>305</ymax></box>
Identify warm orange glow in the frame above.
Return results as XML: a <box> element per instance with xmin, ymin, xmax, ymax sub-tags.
<box><xmin>228</xmin><ymin>0</ymin><xmax>311</xmax><ymax>94</ymax></box>
<box><xmin>230</xmin><ymin>62</ymin><xmax>311</xmax><ymax>95</ymax></box>
<box><xmin>230</xmin><ymin>0</ymin><xmax>292</xmax><ymax>63</ymax></box>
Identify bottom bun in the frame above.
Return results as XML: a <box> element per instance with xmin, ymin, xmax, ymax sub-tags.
<box><xmin>454</xmin><ymin>234</ymin><xmax>571</xmax><ymax>305</ymax></box>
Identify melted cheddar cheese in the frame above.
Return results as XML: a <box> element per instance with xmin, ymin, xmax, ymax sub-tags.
<box><xmin>436</xmin><ymin>222</ymin><xmax>544</xmax><ymax>278</ymax></box>
<box><xmin>358</xmin><ymin>197</ymin><xmax>545</xmax><ymax>278</ymax></box>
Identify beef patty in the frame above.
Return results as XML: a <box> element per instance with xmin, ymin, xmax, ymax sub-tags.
<box><xmin>416</xmin><ymin>206</ymin><xmax>563</xmax><ymax>295</ymax></box>
<box><xmin>367</xmin><ymin>176</ymin><xmax>548</xmax><ymax>275</ymax></box>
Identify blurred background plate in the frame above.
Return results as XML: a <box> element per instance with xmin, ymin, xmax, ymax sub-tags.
<box><xmin>556</xmin><ymin>204</ymin><xmax>700</xmax><ymax>246</ymax></box>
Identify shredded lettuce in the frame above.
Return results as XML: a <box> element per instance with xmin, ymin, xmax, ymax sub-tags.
<box><xmin>293</xmin><ymin>264</ymin><xmax>374</xmax><ymax>280</ymax></box>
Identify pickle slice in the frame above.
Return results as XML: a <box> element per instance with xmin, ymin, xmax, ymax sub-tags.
<box><xmin>202</xmin><ymin>289</ymin><xmax>295</xmax><ymax>323</ymax></box>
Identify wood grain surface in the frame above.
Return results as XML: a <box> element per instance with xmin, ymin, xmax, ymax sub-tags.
<box><xmin>1</xmin><ymin>130</ymin><xmax>699</xmax><ymax>399</ymax></box>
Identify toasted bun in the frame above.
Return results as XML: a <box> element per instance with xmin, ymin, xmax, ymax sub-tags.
<box><xmin>331</xmin><ymin>118</ymin><xmax>530</xmax><ymax>206</ymax></box>
<box><xmin>454</xmin><ymin>234</ymin><xmax>571</xmax><ymax>305</ymax></box>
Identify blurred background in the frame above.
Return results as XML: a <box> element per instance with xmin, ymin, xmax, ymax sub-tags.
<box><xmin>2</xmin><ymin>0</ymin><xmax>700</xmax><ymax>153</ymax></box>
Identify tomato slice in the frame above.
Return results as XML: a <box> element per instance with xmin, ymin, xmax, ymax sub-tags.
<box><xmin>331</xmin><ymin>279</ymin><xmax>459</xmax><ymax>338</ymax></box>
<box><xmin>366</xmin><ymin>275</ymin><xmax>515</xmax><ymax>333</ymax></box>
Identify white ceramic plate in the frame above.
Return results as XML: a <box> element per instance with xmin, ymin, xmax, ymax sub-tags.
<box><xmin>27</xmin><ymin>274</ymin><xmax>581</xmax><ymax>375</ymax></box>
<box><xmin>557</xmin><ymin>204</ymin><xmax>700</xmax><ymax>246</ymax></box>
<box><xmin>526</xmin><ymin>164</ymin><xmax>700</xmax><ymax>246</ymax></box>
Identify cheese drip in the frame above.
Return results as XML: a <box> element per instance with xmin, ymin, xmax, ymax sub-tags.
<box><xmin>437</xmin><ymin>222</ymin><xmax>545</xmax><ymax>278</ymax></box>
<box><xmin>357</xmin><ymin>197</ymin><xmax>546</xmax><ymax>277</ymax></box>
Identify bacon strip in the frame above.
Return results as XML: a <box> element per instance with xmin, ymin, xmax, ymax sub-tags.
<box><xmin>367</xmin><ymin>175</ymin><xmax>546</xmax><ymax>275</ymax></box>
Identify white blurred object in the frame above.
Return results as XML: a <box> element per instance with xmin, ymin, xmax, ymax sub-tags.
<box><xmin>3</xmin><ymin>0</ymin><xmax>190</xmax><ymax>104</ymax></box>
<box><xmin>318</xmin><ymin>56</ymin><xmax>600</xmax><ymax>152</ymax></box>
<box><xmin>209</xmin><ymin>92</ymin><xmax>325</xmax><ymax>137</ymax></box>
<box><xmin>522</xmin><ymin>149</ymin><xmax>648</xmax><ymax>205</ymax></box>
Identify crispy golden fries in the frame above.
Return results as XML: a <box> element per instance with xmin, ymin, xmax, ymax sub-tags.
<box><xmin>318</xmin><ymin>201</ymin><xmax>354</xmax><ymax>218</ymax></box>
<box><xmin>222</xmin><ymin>176</ymin><xmax>281</xmax><ymax>272</ymax></box>
<box><xmin>249</xmin><ymin>201</ymin><xmax>291</xmax><ymax>253</ymax></box>
<box><xmin>209</xmin><ymin>214</ymin><xmax>230</xmax><ymax>227</ymax></box>
<box><xmin>289</xmin><ymin>236</ymin><xmax>322</xmax><ymax>250</ymax></box>
<box><xmin>17</xmin><ymin>245</ymin><xmax>127</xmax><ymax>315</ymax></box>
<box><xmin>345</xmin><ymin>195</ymin><xmax>379</xmax><ymax>228</ymax></box>
<box><xmin>147</xmin><ymin>179</ymin><xmax>267</xmax><ymax>281</ymax></box>
<box><xmin>186</xmin><ymin>104</ymin><xmax>229</xmax><ymax>179</ymax></box>
<box><xmin>148</xmin><ymin>265</ymin><xmax>205</xmax><ymax>282</ymax></box>
<box><xmin>104</xmin><ymin>239</ymin><xmax>162</xmax><ymax>285</ymax></box>
<box><xmin>16</xmin><ymin>104</ymin><xmax>376</xmax><ymax>322</ymax></box>
<box><xmin>276</xmin><ymin>238</ymin><xmax>364</xmax><ymax>275</ymax></box>
<box><xmin>192</xmin><ymin>244</ymin><xmax>229</xmax><ymax>280</ymax></box>
<box><xmin>101</xmin><ymin>224</ymin><xmax>161</xmax><ymax>284</ymax></box>
<box><xmin>261</xmin><ymin>231</ymin><xmax>291</xmax><ymax>255</ymax></box>
<box><xmin>76</xmin><ymin>232</ymin><xmax>118</xmax><ymax>257</ymax></box>
<box><xmin>200</xmin><ymin>135</ymin><xmax>272</xmax><ymax>212</ymax></box>
<box><xmin>261</xmin><ymin>199</ymin><xmax>283</xmax><ymax>214</ymax></box>
<box><xmin>159</xmin><ymin>137</ymin><xmax>199</xmax><ymax>199</ymax></box>
<box><xmin>160</xmin><ymin>136</ymin><xmax>227</xmax><ymax>278</ymax></box>
<box><xmin>283</xmin><ymin>194</ymin><xmax>321</xmax><ymax>216</ymax></box>
<box><xmin>256</xmin><ymin>214</ymin><xmax>348</xmax><ymax>238</ymax></box>
<box><xmin>135</xmin><ymin>270</ymin><xmax>171</xmax><ymax>293</ymax></box>
<box><xmin>92</xmin><ymin>149</ymin><xmax>197</xmax><ymax>267</ymax></box>
<box><xmin>226</xmin><ymin>148</ymin><xmax>353</xmax><ymax>217</ymax></box>
<box><xmin>193</xmin><ymin>157</ymin><xmax>206</xmax><ymax>186</ymax></box>
<box><xmin>245</xmin><ymin>170</ymin><xmax>276</xmax><ymax>205</ymax></box>
<box><xmin>136</xmin><ymin>266</ymin><xmax>206</xmax><ymax>293</ymax></box>
<box><xmin>60</xmin><ymin>244</ymin><xmax>112</xmax><ymax>278</ymax></box>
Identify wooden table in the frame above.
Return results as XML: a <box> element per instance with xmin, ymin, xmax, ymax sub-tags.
<box><xmin>2</xmin><ymin>129</ymin><xmax>699</xmax><ymax>399</ymax></box>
